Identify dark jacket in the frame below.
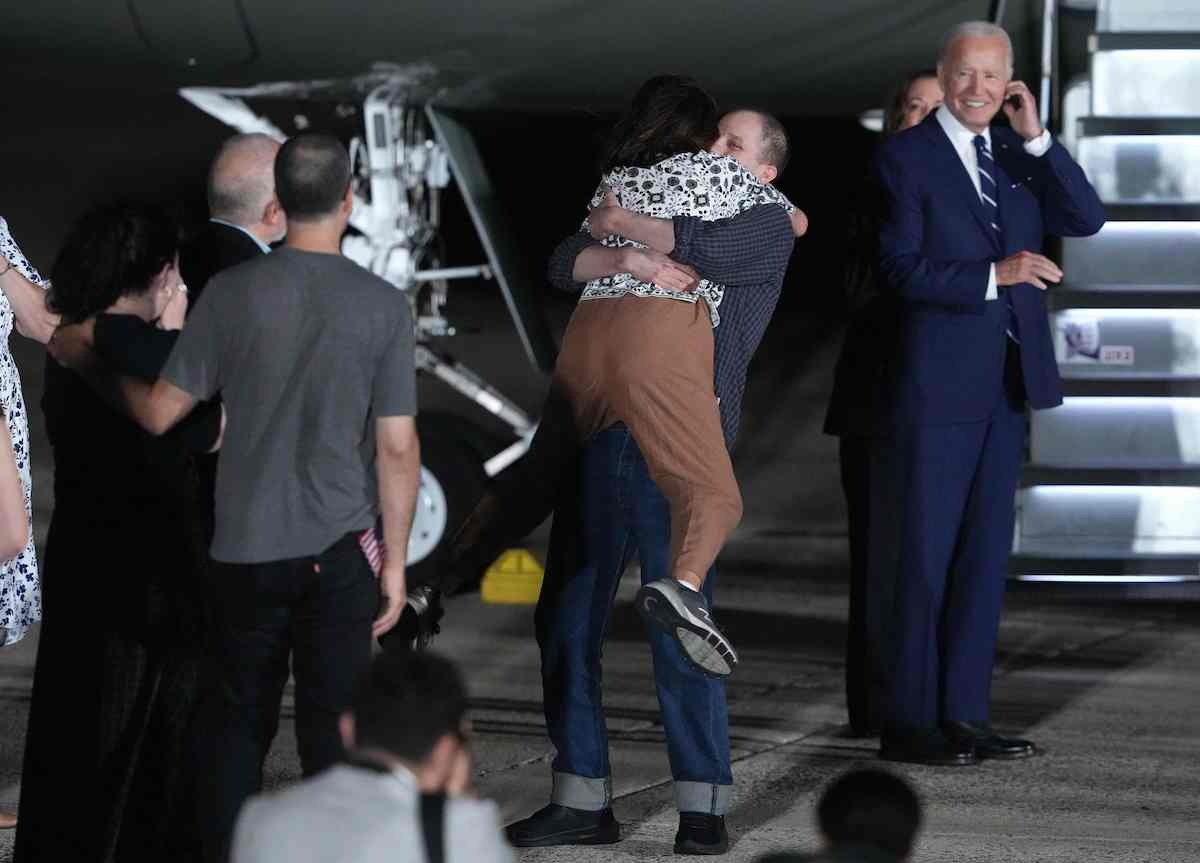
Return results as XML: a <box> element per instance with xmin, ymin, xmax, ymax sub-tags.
<box><xmin>179</xmin><ymin>220</ymin><xmax>265</xmax><ymax>305</ymax></box>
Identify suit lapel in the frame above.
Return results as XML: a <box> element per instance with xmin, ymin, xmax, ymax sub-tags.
<box><xmin>920</xmin><ymin>115</ymin><xmax>1002</xmax><ymax>252</ymax></box>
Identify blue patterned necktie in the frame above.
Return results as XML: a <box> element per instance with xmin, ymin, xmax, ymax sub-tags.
<box><xmin>973</xmin><ymin>134</ymin><xmax>1018</xmax><ymax>342</ymax></box>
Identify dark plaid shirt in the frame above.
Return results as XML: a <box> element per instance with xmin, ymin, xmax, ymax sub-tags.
<box><xmin>547</xmin><ymin>204</ymin><xmax>795</xmax><ymax>446</ymax></box>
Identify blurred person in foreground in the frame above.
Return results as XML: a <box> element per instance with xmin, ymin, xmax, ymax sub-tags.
<box><xmin>824</xmin><ymin>69</ymin><xmax>942</xmax><ymax>739</ymax></box>
<box><xmin>232</xmin><ymin>651</ymin><xmax>513</xmax><ymax>863</ymax></box>
<box><xmin>16</xmin><ymin>203</ymin><xmax>221</xmax><ymax>860</ymax></box>
<box><xmin>756</xmin><ymin>769</ymin><xmax>921</xmax><ymax>863</ymax></box>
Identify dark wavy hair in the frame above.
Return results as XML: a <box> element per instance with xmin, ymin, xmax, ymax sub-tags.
<box><xmin>883</xmin><ymin>69</ymin><xmax>939</xmax><ymax>137</ymax></box>
<box><xmin>600</xmin><ymin>75</ymin><xmax>720</xmax><ymax>172</ymax></box>
<box><xmin>48</xmin><ymin>203</ymin><xmax>179</xmax><ymax>324</ymax></box>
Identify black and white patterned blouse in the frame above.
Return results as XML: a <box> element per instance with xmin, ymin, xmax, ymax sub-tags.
<box><xmin>580</xmin><ymin>151</ymin><xmax>793</xmax><ymax>327</ymax></box>
<box><xmin>0</xmin><ymin>218</ymin><xmax>41</xmax><ymax>646</ymax></box>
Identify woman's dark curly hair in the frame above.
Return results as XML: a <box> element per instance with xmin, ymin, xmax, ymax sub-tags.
<box><xmin>48</xmin><ymin>203</ymin><xmax>179</xmax><ymax>323</ymax></box>
<box><xmin>600</xmin><ymin>75</ymin><xmax>720</xmax><ymax>172</ymax></box>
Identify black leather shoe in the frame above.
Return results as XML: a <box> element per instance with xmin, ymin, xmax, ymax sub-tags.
<box><xmin>880</xmin><ymin>729</ymin><xmax>977</xmax><ymax>766</ymax></box>
<box><xmin>505</xmin><ymin>803</ymin><xmax>620</xmax><ymax>847</ymax></box>
<box><xmin>942</xmin><ymin>720</ymin><xmax>1036</xmax><ymax>760</ymax></box>
<box><xmin>377</xmin><ymin>586</ymin><xmax>444</xmax><ymax>654</ymax></box>
<box><xmin>674</xmin><ymin>812</ymin><xmax>729</xmax><ymax>855</ymax></box>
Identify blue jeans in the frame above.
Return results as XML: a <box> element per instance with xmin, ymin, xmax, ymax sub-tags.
<box><xmin>535</xmin><ymin>425</ymin><xmax>733</xmax><ymax>815</ymax></box>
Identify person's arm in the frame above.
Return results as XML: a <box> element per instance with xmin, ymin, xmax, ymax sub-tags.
<box><xmin>1001</xmin><ymin>81</ymin><xmax>1105</xmax><ymax>239</ymax></box>
<box><xmin>1</xmin><ymin>259</ymin><xmax>60</xmax><ymax>345</ymax></box>
<box><xmin>48</xmin><ymin>320</ymin><xmax>199</xmax><ymax>434</ymax></box>
<box><xmin>670</xmin><ymin>204</ymin><xmax>796</xmax><ymax>287</ymax></box>
<box><xmin>0</xmin><ymin>410</ymin><xmax>29</xmax><ymax>561</ymax></box>
<box><xmin>373</xmin><ymin>415</ymin><xmax>420</xmax><ymax>637</ymax></box>
<box><xmin>547</xmin><ymin>230</ymin><xmax>699</xmax><ymax>293</ymax></box>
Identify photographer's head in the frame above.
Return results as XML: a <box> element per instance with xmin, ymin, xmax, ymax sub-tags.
<box><xmin>817</xmin><ymin>769</ymin><xmax>921</xmax><ymax>860</ymax></box>
<box><xmin>339</xmin><ymin>651</ymin><xmax>472</xmax><ymax>793</ymax></box>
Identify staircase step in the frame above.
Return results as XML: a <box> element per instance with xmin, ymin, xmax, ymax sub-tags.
<box><xmin>1079</xmin><ymin>117</ymin><xmax>1200</xmax><ymax>135</ymax></box>
<box><xmin>1015</xmin><ymin>485</ymin><xmax>1200</xmax><ymax>558</ymax></box>
<box><xmin>1030</xmin><ymin>397</ymin><xmax>1200</xmax><ymax>468</ymax></box>
<box><xmin>1022</xmin><ymin>466</ymin><xmax>1200</xmax><ymax>486</ymax></box>
<box><xmin>1077</xmin><ymin>134</ymin><xmax>1200</xmax><ymax>204</ymax></box>
<box><xmin>1051</xmin><ymin>309</ymin><xmax>1200</xmax><ymax>379</ymax></box>
<box><xmin>1091</xmin><ymin>44</ymin><xmax>1200</xmax><ymax>116</ymax></box>
<box><xmin>1061</xmin><ymin>222</ymin><xmax>1200</xmax><ymax>290</ymax></box>
<box><xmin>1101</xmin><ymin>203</ymin><xmax>1200</xmax><ymax>221</ymax></box>
<box><xmin>1092</xmin><ymin>33</ymin><xmax>1200</xmax><ymax>50</ymax></box>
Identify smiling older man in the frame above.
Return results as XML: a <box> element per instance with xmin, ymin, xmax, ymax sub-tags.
<box><xmin>868</xmin><ymin>21</ymin><xmax>1104</xmax><ymax>767</ymax></box>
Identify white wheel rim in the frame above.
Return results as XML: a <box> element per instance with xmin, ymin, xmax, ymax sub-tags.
<box><xmin>407</xmin><ymin>465</ymin><xmax>448</xmax><ymax>564</ymax></box>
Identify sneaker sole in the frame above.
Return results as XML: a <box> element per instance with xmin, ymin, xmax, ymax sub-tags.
<box><xmin>636</xmin><ymin>585</ymin><xmax>738</xmax><ymax>678</ymax></box>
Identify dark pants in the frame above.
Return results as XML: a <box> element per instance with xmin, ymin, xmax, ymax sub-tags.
<box><xmin>535</xmin><ymin>425</ymin><xmax>732</xmax><ymax>815</ymax></box>
<box><xmin>873</xmin><ymin>347</ymin><xmax>1026</xmax><ymax>736</ymax></box>
<box><xmin>192</xmin><ymin>533</ymin><xmax>378</xmax><ymax>861</ymax></box>
<box><xmin>839</xmin><ymin>435</ymin><xmax>889</xmax><ymax>735</ymax></box>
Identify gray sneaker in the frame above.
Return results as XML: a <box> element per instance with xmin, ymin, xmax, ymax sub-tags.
<box><xmin>635</xmin><ymin>578</ymin><xmax>738</xmax><ymax>678</ymax></box>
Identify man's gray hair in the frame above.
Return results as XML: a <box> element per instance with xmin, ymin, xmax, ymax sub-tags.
<box><xmin>207</xmin><ymin>133</ymin><xmax>281</xmax><ymax>227</ymax></box>
<box><xmin>938</xmin><ymin>21</ymin><xmax>1013</xmax><ymax>73</ymax></box>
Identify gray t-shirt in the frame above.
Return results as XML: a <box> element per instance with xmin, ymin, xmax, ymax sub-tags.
<box><xmin>162</xmin><ymin>247</ymin><xmax>417</xmax><ymax>563</ymax></box>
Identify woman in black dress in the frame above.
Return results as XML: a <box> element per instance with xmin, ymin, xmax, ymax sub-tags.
<box><xmin>825</xmin><ymin>70</ymin><xmax>942</xmax><ymax>737</ymax></box>
<box><xmin>15</xmin><ymin>203</ymin><xmax>220</xmax><ymax>862</ymax></box>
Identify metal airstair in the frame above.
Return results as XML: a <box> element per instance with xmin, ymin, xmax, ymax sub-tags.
<box><xmin>1011</xmin><ymin>0</ymin><xmax>1200</xmax><ymax>592</ymax></box>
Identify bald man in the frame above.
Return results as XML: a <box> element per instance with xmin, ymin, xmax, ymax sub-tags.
<box><xmin>180</xmin><ymin>133</ymin><xmax>287</xmax><ymax>302</ymax></box>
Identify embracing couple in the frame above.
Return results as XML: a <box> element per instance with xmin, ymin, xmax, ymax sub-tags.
<box><xmin>467</xmin><ymin>75</ymin><xmax>805</xmax><ymax>855</ymax></box>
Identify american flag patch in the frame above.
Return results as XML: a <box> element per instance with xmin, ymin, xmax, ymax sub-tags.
<box><xmin>358</xmin><ymin>518</ymin><xmax>385</xmax><ymax>577</ymax></box>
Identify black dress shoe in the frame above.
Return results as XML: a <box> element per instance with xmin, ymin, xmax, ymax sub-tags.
<box><xmin>880</xmin><ymin>729</ymin><xmax>977</xmax><ymax>766</ymax></box>
<box><xmin>942</xmin><ymin>720</ymin><xmax>1036</xmax><ymax>760</ymax></box>
<box><xmin>674</xmin><ymin>812</ymin><xmax>729</xmax><ymax>855</ymax></box>
<box><xmin>377</xmin><ymin>586</ymin><xmax>444</xmax><ymax>654</ymax></box>
<box><xmin>505</xmin><ymin>803</ymin><xmax>620</xmax><ymax>847</ymax></box>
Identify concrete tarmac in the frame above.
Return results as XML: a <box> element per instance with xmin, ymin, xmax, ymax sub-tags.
<box><xmin>0</xmin><ymin>245</ymin><xmax>1197</xmax><ymax>861</ymax></box>
<box><xmin>2</xmin><ymin>535</ymin><xmax>1199</xmax><ymax>862</ymax></box>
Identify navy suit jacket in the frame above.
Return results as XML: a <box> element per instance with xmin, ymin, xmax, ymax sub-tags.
<box><xmin>873</xmin><ymin>113</ymin><xmax>1105</xmax><ymax>426</ymax></box>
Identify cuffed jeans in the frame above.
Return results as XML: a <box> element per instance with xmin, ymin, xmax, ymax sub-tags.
<box><xmin>193</xmin><ymin>532</ymin><xmax>379</xmax><ymax>862</ymax></box>
<box><xmin>535</xmin><ymin>424</ymin><xmax>733</xmax><ymax>815</ymax></box>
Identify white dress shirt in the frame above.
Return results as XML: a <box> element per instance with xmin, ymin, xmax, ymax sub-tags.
<box><xmin>934</xmin><ymin>104</ymin><xmax>1052</xmax><ymax>301</ymax></box>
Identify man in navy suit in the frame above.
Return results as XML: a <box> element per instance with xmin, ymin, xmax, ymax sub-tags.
<box><xmin>870</xmin><ymin>21</ymin><xmax>1105</xmax><ymax>766</ymax></box>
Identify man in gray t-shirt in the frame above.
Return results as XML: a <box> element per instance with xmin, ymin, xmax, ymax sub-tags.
<box><xmin>49</xmin><ymin>133</ymin><xmax>421</xmax><ymax>863</ymax></box>
<box><xmin>163</xmin><ymin>243</ymin><xmax>417</xmax><ymax>564</ymax></box>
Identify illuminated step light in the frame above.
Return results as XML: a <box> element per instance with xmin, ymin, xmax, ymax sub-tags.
<box><xmin>1016</xmin><ymin>485</ymin><xmax>1200</xmax><ymax>558</ymax></box>
<box><xmin>1098</xmin><ymin>0</ymin><xmax>1200</xmax><ymax>33</ymax></box>
<box><xmin>1078</xmin><ymin>135</ymin><xmax>1200</xmax><ymax>204</ymax></box>
<box><xmin>1051</xmin><ymin>310</ymin><xmax>1200</xmax><ymax>377</ymax></box>
<box><xmin>1061</xmin><ymin>222</ymin><xmax>1200</xmax><ymax>290</ymax></box>
<box><xmin>1031</xmin><ymin>397</ymin><xmax>1200</xmax><ymax>467</ymax></box>
<box><xmin>1093</xmin><ymin>50</ymin><xmax>1200</xmax><ymax>115</ymax></box>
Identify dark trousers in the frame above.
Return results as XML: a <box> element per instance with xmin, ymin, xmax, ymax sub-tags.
<box><xmin>839</xmin><ymin>435</ymin><xmax>891</xmax><ymax>735</ymax></box>
<box><xmin>872</xmin><ymin>349</ymin><xmax>1026</xmax><ymax>735</ymax></box>
<box><xmin>193</xmin><ymin>533</ymin><xmax>378</xmax><ymax>861</ymax></box>
<box><xmin>535</xmin><ymin>425</ymin><xmax>732</xmax><ymax>814</ymax></box>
